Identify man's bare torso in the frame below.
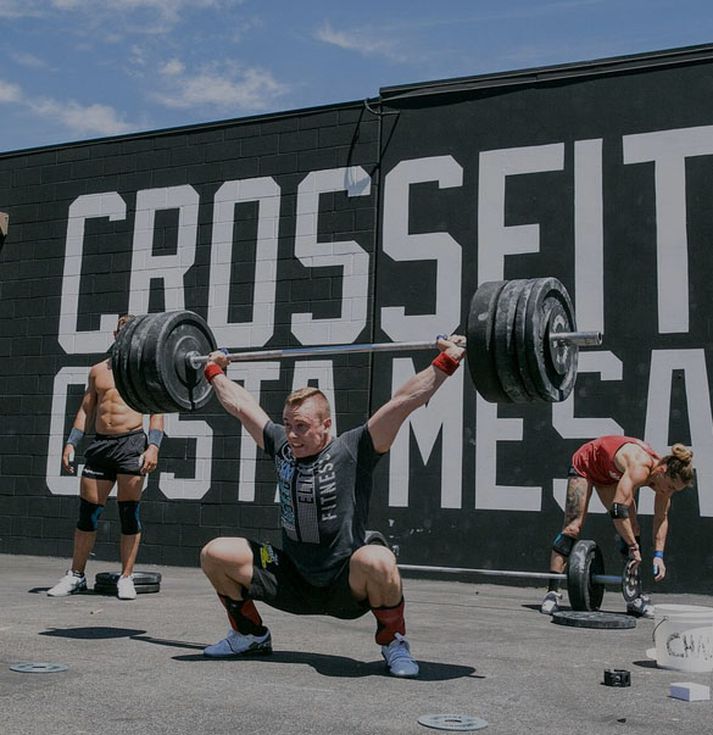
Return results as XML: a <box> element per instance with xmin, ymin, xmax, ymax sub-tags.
<box><xmin>91</xmin><ymin>359</ymin><xmax>143</xmax><ymax>435</ymax></box>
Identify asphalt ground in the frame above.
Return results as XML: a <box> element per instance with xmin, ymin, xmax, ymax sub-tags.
<box><xmin>1</xmin><ymin>554</ymin><xmax>712</xmax><ymax>735</ymax></box>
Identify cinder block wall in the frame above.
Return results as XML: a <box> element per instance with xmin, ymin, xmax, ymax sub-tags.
<box><xmin>2</xmin><ymin>48</ymin><xmax>713</xmax><ymax>595</ymax></box>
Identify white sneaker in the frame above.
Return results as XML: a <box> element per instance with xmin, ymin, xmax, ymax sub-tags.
<box><xmin>117</xmin><ymin>575</ymin><xmax>137</xmax><ymax>600</ymax></box>
<box><xmin>540</xmin><ymin>591</ymin><xmax>563</xmax><ymax>615</ymax></box>
<box><xmin>203</xmin><ymin>629</ymin><xmax>272</xmax><ymax>658</ymax></box>
<box><xmin>47</xmin><ymin>570</ymin><xmax>87</xmax><ymax>597</ymax></box>
<box><xmin>627</xmin><ymin>594</ymin><xmax>655</xmax><ymax>619</ymax></box>
<box><xmin>381</xmin><ymin>633</ymin><xmax>419</xmax><ymax>678</ymax></box>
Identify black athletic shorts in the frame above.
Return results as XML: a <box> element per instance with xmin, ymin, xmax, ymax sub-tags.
<box><xmin>245</xmin><ymin>540</ymin><xmax>371</xmax><ymax>620</ymax></box>
<box><xmin>82</xmin><ymin>430</ymin><xmax>147</xmax><ymax>481</ymax></box>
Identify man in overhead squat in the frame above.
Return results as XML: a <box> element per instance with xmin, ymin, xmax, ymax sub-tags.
<box><xmin>199</xmin><ymin>334</ymin><xmax>466</xmax><ymax>678</ymax></box>
<box><xmin>540</xmin><ymin>435</ymin><xmax>694</xmax><ymax>617</ymax></box>
<box><xmin>47</xmin><ymin>314</ymin><xmax>164</xmax><ymax>601</ymax></box>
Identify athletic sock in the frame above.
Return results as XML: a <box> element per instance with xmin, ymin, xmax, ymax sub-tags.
<box><xmin>218</xmin><ymin>594</ymin><xmax>267</xmax><ymax>637</ymax></box>
<box><xmin>372</xmin><ymin>597</ymin><xmax>406</xmax><ymax>645</ymax></box>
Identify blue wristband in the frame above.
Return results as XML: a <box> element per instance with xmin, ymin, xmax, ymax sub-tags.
<box><xmin>654</xmin><ymin>550</ymin><xmax>664</xmax><ymax>559</ymax></box>
<box><xmin>66</xmin><ymin>427</ymin><xmax>84</xmax><ymax>447</ymax></box>
<box><xmin>148</xmin><ymin>429</ymin><xmax>164</xmax><ymax>448</ymax></box>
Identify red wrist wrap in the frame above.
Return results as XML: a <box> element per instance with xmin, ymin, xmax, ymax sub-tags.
<box><xmin>204</xmin><ymin>363</ymin><xmax>225</xmax><ymax>383</ymax></box>
<box><xmin>432</xmin><ymin>352</ymin><xmax>460</xmax><ymax>376</ymax></box>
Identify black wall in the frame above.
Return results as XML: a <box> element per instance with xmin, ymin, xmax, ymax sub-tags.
<box><xmin>1</xmin><ymin>48</ymin><xmax>712</xmax><ymax>595</ymax></box>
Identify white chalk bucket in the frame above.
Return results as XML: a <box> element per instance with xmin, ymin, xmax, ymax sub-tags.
<box><xmin>653</xmin><ymin>604</ymin><xmax>713</xmax><ymax>673</ymax></box>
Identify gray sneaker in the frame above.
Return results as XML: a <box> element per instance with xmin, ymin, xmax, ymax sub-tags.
<box><xmin>540</xmin><ymin>591</ymin><xmax>563</xmax><ymax>615</ymax></box>
<box><xmin>47</xmin><ymin>570</ymin><xmax>87</xmax><ymax>597</ymax></box>
<box><xmin>381</xmin><ymin>633</ymin><xmax>419</xmax><ymax>678</ymax></box>
<box><xmin>203</xmin><ymin>629</ymin><xmax>272</xmax><ymax>658</ymax></box>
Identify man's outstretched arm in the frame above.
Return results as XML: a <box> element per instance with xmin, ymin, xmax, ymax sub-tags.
<box><xmin>205</xmin><ymin>352</ymin><xmax>270</xmax><ymax>448</ymax></box>
<box><xmin>367</xmin><ymin>335</ymin><xmax>466</xmax><ymax>454</ymax></box>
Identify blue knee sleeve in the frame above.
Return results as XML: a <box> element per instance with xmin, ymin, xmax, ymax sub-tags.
<box><xmin>77</xmin><ymin>498</ymin><xmax>104</xmax><ymax>532</ymax></box>
<box><xmin>118</xmin><ymin>500</ymin><xmax>142</xmax><ymax>535</ymax></box>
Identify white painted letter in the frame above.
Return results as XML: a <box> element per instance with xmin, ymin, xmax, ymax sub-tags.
<box><xmin>478</xmin><ymin>143</ymin><xmax>564</xmax><ymax>283</ymax></box>
<box><xmin>387</xmin><ymin>358</ymin><xmax>463</xmax><ymax>508</ymax></box>
<box><xmin>291</xmin><ymin>167</ymin><xmax>371</xmax><ymax>345</ymax></box>
<box><xmin>381</xmin><ymin>156</ymin><xmax>462</xmax><ymax>340</ymax></box>
<box><xmin>129</xmin><ymin>185</ymin><xmax>199</xmax><ymax>315</ymax></box>
<box><xmin>59</xmin><ymin>193</ymin><xmax>126</xmax><ymax>354</ymax></box>
<box><xmin>208</xmin><ymin>178</ymin><xmax>280</xmax><ymax>347</ymax></box>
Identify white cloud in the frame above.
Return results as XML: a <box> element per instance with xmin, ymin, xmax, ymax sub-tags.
<box><xmin>314</xmin><ymin>21</ymin><xmax>406</xmax><ymax>61</ymax></box>
<box><xmin>29</xmin><ymin>97</ymin><xmax>134</xmax><ymax>136</ymax></box>
<box><xmin>160</xmin><ymin>58</ymin><xmax>185</xmax><ymax>76</ymax></box>
<box><xmin>0</xmin><ymin>0</ymin><xmax>42</xmax><ymax>17</ymax></box>
<box><xmin>10</xmin><ymin>51</ymin><xmax>50</xmax><ymax>69</ymax></box>
<box><xmin>0</xmin><ymin>79</ymin><xmax>22</xmax><ymax>102</ymax></box>
<box><xmin>153</xmin><ymin>64</ymin><xmax>287</xmax><ymax>112</ymax></box>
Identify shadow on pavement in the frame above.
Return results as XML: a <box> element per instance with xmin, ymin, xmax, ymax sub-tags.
<box><xmin>131</xmin><ymin>634</ymin><xmax>481</xmax><ymax>680</ymax></box>
<box><xmin>40</xmin><ymin>626</ymin><xmax>147</xmax><ymax>639</ymax></box>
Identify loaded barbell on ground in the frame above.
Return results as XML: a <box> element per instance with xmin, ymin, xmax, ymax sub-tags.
<box><xmin>365</xmin><ymin>535</ymin><xmax>640</xmax><ymax>613</ymax></box>
<box><xmin>111</xmin><ymin>276</ymin><xmax>602</xmax><ymax>415</ymax></box>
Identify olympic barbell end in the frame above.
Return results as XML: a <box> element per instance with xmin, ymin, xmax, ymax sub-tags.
<box><xmin>549</xmin><ymin>330</ymin><xmax>603</xmax><ymax>347</ymax></box>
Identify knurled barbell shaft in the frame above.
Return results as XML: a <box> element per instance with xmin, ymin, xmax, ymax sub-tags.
<box><xmin>186</xmin><ymin>330</ymin><xmax>603</xmax><ymax>369</ymax></box>
<box><xmin>397</xmin><ymin>563</ymin><xmax>621</xmax><ymax>586</ymax></box>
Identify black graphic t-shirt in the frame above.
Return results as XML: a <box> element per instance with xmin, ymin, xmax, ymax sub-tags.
<box><xmin>262</xmin><ymin>420</ymin><xmax>384</xmax><ymax>587</ymax></box>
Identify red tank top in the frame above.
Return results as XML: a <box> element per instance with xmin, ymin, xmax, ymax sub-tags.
<box><xmin>571</xmin><ymin>435</ymin><xmax>660</xmax><ymax>486</ymax></box>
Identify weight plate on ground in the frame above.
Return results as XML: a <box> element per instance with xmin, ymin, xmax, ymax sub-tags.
<box><xmin>493</xmin><ymin>279</ymin><xmax>531</xmax><ymax>403</ymax></box>
<box><xmin>95</xmin><ymin>571</ymin><xmax>162</xmax><ymax>586</ymax></box>
<box><xmin>523</xmin><ymin>277</ymin><xmax>578</xmax><ymax>402</ymax></box>
<box><xmin>150</xmin><ymin>311</ymin><xmax>216</xmax><ymax>413</ymax></box>
<box><xmin>94</xmin><ymin>583</ymin><xmax>161</xmax><ymax>595</ymax></box>
<box><xmin>10</xmin><ymin>662</ymin><xmax>69</xmax><ymax>673</ymax></box>
<box><xmin>551</xmin><ymin>611</ymin><xmax>636</xmax><ymax>630</ymax></box>
<box><xmin>417</xmin><ymin>714</ymin><xmax>489</xmax><ymax>731</ymax></box>
<box><xmin>466</xmin><ymin>281</ymin><xmax>511</xmax><ymax>403</ymax></box>
<box><xmin>567</xmin><ymin>539</ymin><xmax>605</xmax><ymax>611</ymax></box>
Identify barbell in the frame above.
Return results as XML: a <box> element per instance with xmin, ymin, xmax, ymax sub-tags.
<box><xmin>392</xmin><ymin>539</ymin><xmax>641</xmax><ymax>612</ymax></box>
<box><xmin>111</xmin><ymin>276</ymin><xmax>602</xmax><ymax>415</ymax></box>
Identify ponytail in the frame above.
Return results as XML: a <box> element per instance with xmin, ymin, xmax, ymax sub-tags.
<box><xmin>662</xmin><ymin>443</ymin><xmax>695</xmax><ymax>485</ymax></box>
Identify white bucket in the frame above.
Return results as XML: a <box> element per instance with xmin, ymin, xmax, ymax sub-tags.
<box><xmin>653</xmin><ymin>604</ymin><xmax>713</xmax><ymax>673</ymax></box>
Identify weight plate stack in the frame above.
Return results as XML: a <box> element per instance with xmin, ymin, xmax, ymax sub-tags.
<box><xmin>523</xmin><ymin>277</ymin><xmax>578</xmax><ymax>402</ymax></box>
<box><xmin>465</xmin><ymin>280</ymin><xmax>512</xmax><ymax>403</ymax></box>
<box><xmin>493</xmin><ymin>279</ymin><xmax>532</xmax><ymax>403</ymax></box>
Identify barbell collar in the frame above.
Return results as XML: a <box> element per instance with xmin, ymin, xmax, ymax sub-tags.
<box><xmin>186</xmin><ymin>330</ymin><xmax>603</xmax><ymax>370</ymax></box>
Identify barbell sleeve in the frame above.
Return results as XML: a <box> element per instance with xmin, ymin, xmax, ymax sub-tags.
<box><xmin>186</xmin><ymin>330</ymin><xmax>603</xmax><ymax>370</ymax></box>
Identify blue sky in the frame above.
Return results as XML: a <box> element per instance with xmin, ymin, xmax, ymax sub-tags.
<box><xmin>1</xmin><ymin>0</ymin><xmax>711</xmax><ymax>153</ymax></box>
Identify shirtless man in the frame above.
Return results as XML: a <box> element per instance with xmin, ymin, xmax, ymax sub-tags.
<box><xmin>47</xmin><ymin>315</ymin><xmax>164</xmax><ymax>600</ymax></box>
<box><xmin>540</xmin><ymin>435</ymin><xmax>694</xmax><ymax>617</ymax></box>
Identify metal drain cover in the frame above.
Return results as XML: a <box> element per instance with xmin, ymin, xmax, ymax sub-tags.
<box><xmin>10</xmin><ymin>662</ymin><xmax>69</xmax><ymax>674</ymax></box>
<box><xmin>418</xmin><ymin>714</ymin><xmax>488</xmax><ymax>731</ymax></box>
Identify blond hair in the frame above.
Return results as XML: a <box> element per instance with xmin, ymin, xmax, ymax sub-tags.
<box><xmin>116</xmin><ymin>313</ymin><xmax>136</xmax><ymax>332</ymax></box>
<box><xmin>661</xmin><ymin>443</ymin><xmax>695</xmax><ymax>486</ymax></box>
<box><xmin>284</xmin><ymin>387</ymin><xmax>331</xmax><ymax>419</ymax></box>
